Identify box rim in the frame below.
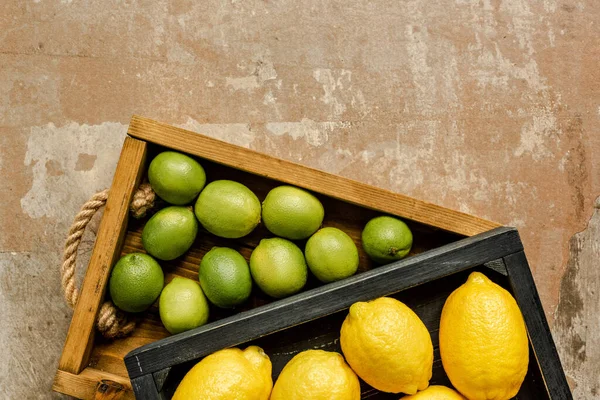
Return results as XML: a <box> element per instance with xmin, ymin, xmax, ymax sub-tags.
<box><xmin>127</xmin><ymin>115</ymin><xmax>501</xmax><ymax>237</ymax></box>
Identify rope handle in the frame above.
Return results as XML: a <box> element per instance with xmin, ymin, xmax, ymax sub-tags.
<box><xmin>61</xmin><ymin>183</ymin><xmax>156</xmax><ymax>339</ymax></box>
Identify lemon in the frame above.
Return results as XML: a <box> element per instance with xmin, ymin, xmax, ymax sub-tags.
<box><xmin>195</xmin><ymin>180</ymin><xmax>261</xmax><ymax>238</ymax></box>
<box><xmin>148</xmin><ymin>151</ymin><xmax>206</xmax><ymax>205</ymax></box>
<box><xmin>172</xmin><ymin>346</ymin><xmax>272</xmax><ymax>400</ymax></box>
<box><xmin>199</xmin><ymin>247</ymin><xmax>252</xmax><ymax>308</ymax></box>
<box><xmin>271</xmin><ymin>350</ymin><xmax>360</xmax><ymax>400</ymax></box>
<box><xmin>262</xmin><ymin>186</ymin><xmax>324</xmax><ymax>240</ymax></box>
<box><xmin>249</xmin><ymin>238</ymin><xmax>307</xmax><ymax>298</ymax></box>
<box><xmin>305</xmin><ymin>227</ymin><xmax>359</xmax><ymax>283</ymax></box>
<box><xmin>142</xmin><ymin>206</ymin><xmax>198</xmax><ymax>260</ymax></box>
<box><xmin>361</xmin><ymin>216</ymin><xmax>413</xmax><ymax>264</ymax></box>
<box><xmin>340</xmin><ymin>297</ymin><xmax>433</xmax><ymax>394</ymax></box>
<box><xmin>439</xmin><ymin>272</ymin><xmax>529</xmax><ymax>400</ymax></box>
<box><xmin>401</xmin><ymin>385</ymin><xmax>466</xmax><ymax>399</ymax></box>
<box><xmin>159</xmin><ymin>277</ymin><xmax>210</xmax><ymax>334</ymax></box>
<box><xmin>109</xmin><ymin>253</ymin><xmax>164</xmax><ymax>313</ymax></box>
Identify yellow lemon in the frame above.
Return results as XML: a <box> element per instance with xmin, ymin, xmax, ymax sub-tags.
<box><xmin>270</xmin><ymin>350</ymin><xmax>360</xmax><ymax>400</ymax></box>
<box><xmin>340</xmin><ymin>297</ymin><xmax>433</xmax><ymax>394</ymax></box>
<box><xmin>401</xmin><ymin>385</ymin><xmax>466</xmax><ymax>399</ymax></box>
<box><xmin>439</xmin><ymin>272</ymin><xmax>529</xmax><ymax>400</ymax></box>
<box><xmin>173</xmin><ymin>346</ymin><xmax>272</xmax><ymax>400</ymax></box>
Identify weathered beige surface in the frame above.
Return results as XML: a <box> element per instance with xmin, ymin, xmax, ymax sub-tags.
<box><xmin>0</xmin><ymin>0</ymin><xmax>598</xmax><ymax>398</ymax></box>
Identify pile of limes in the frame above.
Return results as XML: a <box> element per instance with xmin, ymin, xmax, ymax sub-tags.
<box><xmin>108</xmin><ymin>150</ymin><xmax>415</xmax><ymax>334</ymax></box>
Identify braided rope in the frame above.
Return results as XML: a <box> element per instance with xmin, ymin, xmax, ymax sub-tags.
<box><xmin>61</xmin><ymin>184</ymin><xmax>155</xmax><ymax>339</ymax></box>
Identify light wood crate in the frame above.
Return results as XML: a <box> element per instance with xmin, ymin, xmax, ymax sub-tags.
<box><xmin>54</xmin><ymin>116</ymin><xmax>505</xmax><ymax>399</ymax></box>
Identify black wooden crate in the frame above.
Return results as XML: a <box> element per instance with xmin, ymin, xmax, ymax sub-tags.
<box><xmin>125</xmin><ymin>227</ymin><xmax>572</xmax><ymax>399</ymax></box>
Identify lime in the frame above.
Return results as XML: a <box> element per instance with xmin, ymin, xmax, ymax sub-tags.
<box><xmin>109</xmin><ymin>253</ymin><xmax>164</xmax><ymax>313</ymax></box>
<box><xmin>261</xmin><ymin>186</ymin><xmax>324</xmax><ymax>240</ymax></box>
<box><xmin>148</xmin><ymin>151</ymin><xmax>206</xmax><ymax>205</ymax></box>
<box><xmin>305</xmin><ymin>227</ymin><xmax>359</xmax><ymax>283</ymax></box>
<box><xmin>142</xmin><ymin>206</ymin><xmax>198</xmax><ymax>261</ymax></box>
<box><xmin>199</xmin><ymin>247</ymin><xmax>253</xmax><ymax>308</ymax></box>
<box><xmin>249</xmin><ymin>238</ymin><xmax>307</xmax><ymax>298</ymax></box>
<box><xmin>361</xmin><ymin>216</ymin><xmax>413</xmax><ymax>264</ymax></box>
<box><xmin>194</xmin><ymin>180</ymin><xmax>261</xmax><ymax>238</ymax></box>
<box><xmin>159</xmin><ymin>277</ymin><xmax>210</xmax><ymax>334</ymax></box>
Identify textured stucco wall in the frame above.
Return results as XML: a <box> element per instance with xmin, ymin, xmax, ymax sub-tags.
<box><xmin>1</xmin><ymin>0</ymin><xmax>598</xmax><ymax>398</ymax></box>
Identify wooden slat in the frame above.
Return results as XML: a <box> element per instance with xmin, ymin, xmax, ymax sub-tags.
<box><xmin>93</xmin><ymin>380</ymin><xmax>129</xmax><ymax>400</ymax></box>
<box><xmin>53</xmin><ymin>368</ymin><xmax>134</xmax><ymax>400</ymax></box>
<box><xmin>504</xmin><ymin>251</ymin><xmax>573</xmax><ymax>400</ymax></box>
<box><xmin>127</xmin><ymin>115</ymin><xmax>500</xmax><ymax>237</ymax></box>
<box><xmin>80</xmin><ymin>154</ymin><xmax>461</xmax><ymax>391</ymax></box>
<box><xmin>126</xmin><ymin>227</ymin><xmax>522</xmax><ymax>377</ymax></box>
<box><xmin>153</xmin><ymin>367</ymin><xmax>172</xmax><ymax>393</ymax></box>
<box><xmin>58</xmin><ymin>137</ymin><xmax>148</xmax><ymax>374</ymax></box>
<box><xmin>130</xmin><ymin>374</ymin><xmax>162</xmax><ymax>400</ymax></box>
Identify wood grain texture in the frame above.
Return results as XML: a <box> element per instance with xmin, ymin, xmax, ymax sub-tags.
<box><xmin>505</xmin><ymin>251</ymin><xmax>573</xmax><ymax>400</ymax></box>
<box><xmin>93</xmin><ymin>380</ymin><xmax>128</xmax><ymax>400</ymax></box>
<box><xmin>153</xmin><ymin>368</ymin><xmax>172</xmax><ymax>393</ymax></box>
<box><xmin>52</xmin><ymin>368</ymin><xmax>133</xmax><ymax>400</ymax></box>
<box><xmin>58</xmin><ymin>137</ymin><xmax>147</xmax><ymax>374</ymax></box>
<box><xmin>127</xmin><ymin>116</ymin><xmax>501</xmax><ymax>237</ymax></box>
<box><xmin>125</xmin><ymin>227</ymin><xmax>522</xmax><ymax>377</ymax></box>
<box><xmin>130</xmin><ymin>375</ymin><xmax>162</xmax><ymax>400</ymax></box>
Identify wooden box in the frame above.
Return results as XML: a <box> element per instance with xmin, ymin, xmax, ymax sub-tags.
<box><xmin>125</xmin><ymin>228</ymin><xmax>571</xmax><ymax>399</ymax></box>
<box><xmin>53</xmin><ymin>116</ymin><xmax>567</xmax><ymax>399</ymax></box>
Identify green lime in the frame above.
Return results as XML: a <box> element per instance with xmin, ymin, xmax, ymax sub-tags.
<box><xmin>148</xmin><ymin>151</ymin><xmax>206</xmax><ymax>205</ymax></box>
<box><xmin>249</xmin><ymin>238</ymin><xmax>307</xmax><ymax>298</ymax></box>
<box><xmin>261</xmin><ymin>186</ymin><xmax>324</xmax><ymax>240</ymax></box>
<box><xmin>109</xmin><ymin>253</ymin><xmax>164</xmax><ymax>313</ymax></box>
<box><xmin>305</xmin><ymin>227</ymin><xmax>359</xmax><ymax>283</ymax></box>
<box><xmin>361</xmin><ymin>216</ymin><xmax>413</xmax><ymax>264</ymax></box>
<box><xmin>159</xmin><ymin>277</ymin><xmax>210</xmax><ymax>334</ymax></box>
<box><xmin>199</xmin><ymin>247</ymin><xmax>253</xmax><ymax>308</ymax></box>
<box><xmin>194</xmin><ymin>180</ymin><xmax>261</xmax><ymax>238</ymax></box>
<box><xmin>142</xmin><ymin>206</ymin><xmax>198</xmax><ymax>261</ymax></box>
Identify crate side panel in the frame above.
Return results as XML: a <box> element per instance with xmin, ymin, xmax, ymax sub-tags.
<box><xmin>58</xmin><ymin>137</ymin><xmax>147</xmax><ymax>375</ymax></box>
<box><xmin>128</xmin><ymin>115</ymin><xmax>500</xmax><ymax>236</ymax></box>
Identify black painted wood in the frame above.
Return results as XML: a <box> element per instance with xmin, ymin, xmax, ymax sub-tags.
<box><xmin>130</xmin><ymin>374</ymin><xmax>162</xmax><ymax>400</ymax></box>
<box><xmin>126</xmin><ymin>227</ymin><xmax>522</xmax><ymax>377</ymax></box>
<box><xmin>504</xmin><ymin>251</ymin><xmax>573</xmax><ymax>400</ymax></box>
<box><xmin>484</xmin><ymin>258</ymin><xmax>509</xmax><ymax>276</ymax></box>
<box><xmin>153</xmin><ymin>367</ymin><xmax>171</xmax><ymax>393</ymax></box>
<box><xmin>125</xmin><ymin>226</ymin><xmax>571</xmax><ymax>399</ymax></box>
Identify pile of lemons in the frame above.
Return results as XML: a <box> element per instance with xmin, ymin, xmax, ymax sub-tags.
<box><xmin>174</xmin><ymin>271</ymin><xmax>529</xmax><ymax>400</ymax></box>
